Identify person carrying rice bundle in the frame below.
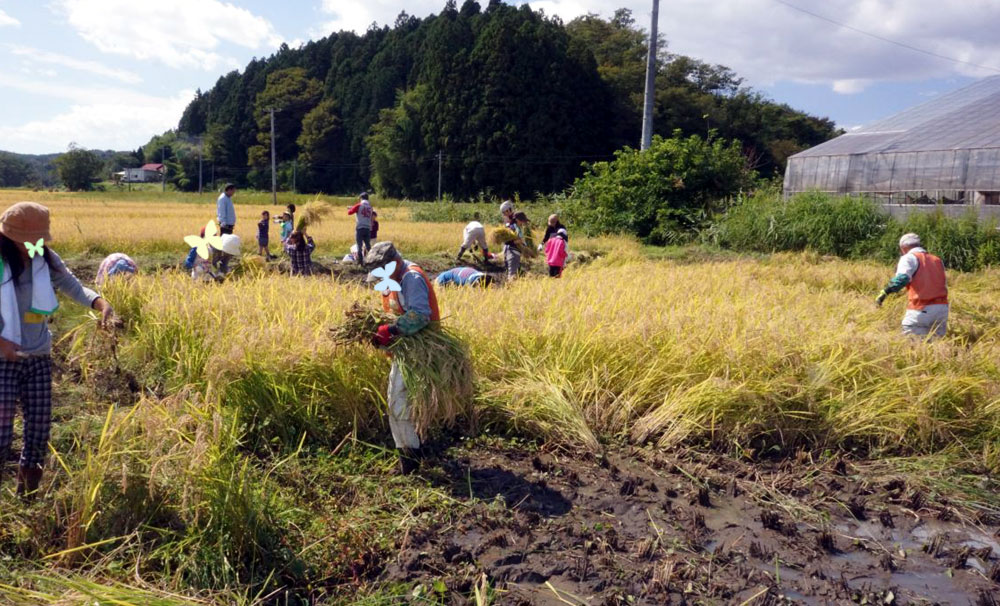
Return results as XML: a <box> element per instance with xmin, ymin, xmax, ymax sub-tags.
<box><xmin>503</xmin><ymin>211</ymin><xmax>530</xmax><ymax>281</ymax></box>
<box><xmin>364</xmin><ymin>242</ymin><xmax>440</xmax><ymax>474</ymax></box>
<box><xmin>285</xmin><ymin>230</ymin><xmax>316</xmax><ymax>276</ymax></box>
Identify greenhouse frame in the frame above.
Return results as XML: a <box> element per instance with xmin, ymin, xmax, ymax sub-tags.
<box><xmin>784</xmin><ymin>75</ymin><xmax>1000</xmax><ymax>206</ymax></box>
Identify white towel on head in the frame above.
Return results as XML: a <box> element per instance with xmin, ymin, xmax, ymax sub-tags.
<box><xmin>0</xmin><ymin>255</ymin><xmax>58</xmax><ymax>346</ymax></box>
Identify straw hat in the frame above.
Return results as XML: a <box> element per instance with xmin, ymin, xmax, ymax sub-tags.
<box><xmin>220</xmin><ymin>234</ymin><xmax>242</xmax><ymax>256</ymax></box>
<box><xmin>0</xmin><ymin>202</ymin><xmax>52</xmax><ymax>243</ymax></box>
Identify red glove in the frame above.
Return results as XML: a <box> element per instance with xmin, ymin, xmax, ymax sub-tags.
<box><xmin>373</xmin><ymin>324</ymin><xmax>396</xmax><ymax>347</ymax></box>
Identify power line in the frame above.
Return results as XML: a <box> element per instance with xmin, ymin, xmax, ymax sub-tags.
<box><xmin>773</xmin><ymin>0</ymin><xmax>1000</xmax><ymax>74</ymax></box>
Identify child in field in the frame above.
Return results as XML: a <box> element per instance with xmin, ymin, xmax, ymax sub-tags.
<box><xmin>286</xmin><ymin>204</ymin><xmax>296</xmax><ymax>230</ymax></box>
<box><xmin>545</xmin><ymin>228</ymin><xmax>568</xmax><ymax>277</ymax></box>
<box><xmin>371</xmin><ymin>211</ymin><xmax>380</xmax><ymax>241</ymax></box>
<box><xmin>0</xmin><ymin>202</ymin><xmax>114</xmax><ymax>497</ymax></box>
<box><xmin>257</xmin><ymin>210</ymin><xmax>276</xmax><ymax>260</ymax></box>
<box><xmin>285</xmin><ymin>230</ymin><xmax>315</xmax><ymax>276</ymax></box>
<box><xmin>277</xmin><ymin>212</ymin><xmax>293</xmax><ymax>244</ymax></box>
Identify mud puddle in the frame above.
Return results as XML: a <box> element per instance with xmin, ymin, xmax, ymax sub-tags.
<box><xmin>385</xmin><ymin>442</ymin><xmax>1000</xmax><ymax>605</ymax></box>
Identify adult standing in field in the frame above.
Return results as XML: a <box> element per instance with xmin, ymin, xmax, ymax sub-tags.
<box><xmin>0</xmin><ymin>202</ymin><xmax>114</xmax><ymax>497</ymax></box>
<box><xmin>541</xmin><ymin>214</ymin><xmax>568</xmax><ymax>245</ymax></box>
<box><xmin>435</xmin><ymin>266</ymin><xmax>494</xmax><ymax>287</ymax></box>
<box><xmin>216</xmin><ymin>184</ymin><xmax>236</xmax><ymax>235</ymax></box>
<box><xmin>456</xmin><ymin>213</ymin><xmax>490</xmax><ymax>264</ymax></box>
<box><xmin>216</xmin><ymin>184</ymin><xmax>237</xmax><ymax>274</ymax></box>
<box><xmin>348</xmin><ymin>192</ymin><xmax>374</xmax><ymax>265</ymax></box>
<box><xmin>500</xmin><ymin>200</ymin><xmax>515</xmax><ymax>224</ymax></box>
<box><xmin>365</xmin><ymin>241</ymin><xmax>439</xmax><ymax>474</ymax></box>
<box><xmin>876</xmin><ymin>233</ymin><xmax>949</xmax><ymax>338</ymax></box>
<box><xmin>504</xmin><ymin>212</ymin><xmax>529</xmax><ymax>281</ymax></box>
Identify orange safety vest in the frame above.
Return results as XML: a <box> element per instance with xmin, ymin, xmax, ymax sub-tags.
<box><xmin>382</xmin><ymin>262</ymin><xmax>440</xmax><ymax>321</ymax></box>
<box><xmin>906</xmin><ymin>251</ymin><xmax>948</xmax><ymax>310</ymax></box>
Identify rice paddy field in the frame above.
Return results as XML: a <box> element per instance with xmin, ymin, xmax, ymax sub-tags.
<box><xmin>2</xmin><ymin>190</ymin><xmax>1000</xmax><ymax>604</ymax></box>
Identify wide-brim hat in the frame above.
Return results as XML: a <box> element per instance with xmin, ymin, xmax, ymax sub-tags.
<box><xmin>0</xmin><ymin>202</ymin><xmax>52</xmax><ymax>243</ymax></box>
<box><xmin>220</xmin><ymin>234</ymin><xmax>242</xmax><ymax>256</ymax></box>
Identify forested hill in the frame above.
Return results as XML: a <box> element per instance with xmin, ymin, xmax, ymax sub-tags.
<box><xmin>165</xmin><ymin>1</ymin><xmax>839</xmax><ymax>198</ymax></box>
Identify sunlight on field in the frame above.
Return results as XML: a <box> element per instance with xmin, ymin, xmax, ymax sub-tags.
<box><xmin>0</xmin><ymin>190</ymin><xmax>510</xmax><ymax>257</ymax></box>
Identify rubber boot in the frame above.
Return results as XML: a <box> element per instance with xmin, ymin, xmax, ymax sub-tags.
<box><xmin>15</xmin><ymin>464</ymin><xmax>42</xmax><ymax>499</ymax></box>
<box><xmin>397</xmin><ymin>448</ymin><xmax>422</xmax><ymax>475</ymax></box>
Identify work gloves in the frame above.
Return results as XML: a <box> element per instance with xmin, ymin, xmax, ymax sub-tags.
<box><xmin>373</xmin><ymin>324</ymin><xmax>398</xmax><ymax>347</ymax></box>
<box><xmin>875</xmin><ymin>290</ymin><xmax>888</xmax><ymax>307</ymax></box>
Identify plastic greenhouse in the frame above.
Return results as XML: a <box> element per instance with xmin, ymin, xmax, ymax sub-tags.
<box><xmin>784</xmin><ymin>76</ymin><xmax>1000</xmax><ymax>206</ymax></box>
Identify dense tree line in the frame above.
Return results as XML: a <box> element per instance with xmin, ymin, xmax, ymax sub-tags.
<box><xmin>157</xmin><ymin>1</ymin><xmax>838</xmax><ymax>198</ymax></box>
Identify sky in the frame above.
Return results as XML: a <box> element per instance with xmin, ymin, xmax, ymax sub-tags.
<box><xmin>0</xmin><ymin>0</ymin><xmax>998</xmax><ymax>155</ymax></box>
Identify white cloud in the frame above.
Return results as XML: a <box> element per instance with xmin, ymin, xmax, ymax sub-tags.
<box><xmin>832</xmin><ymin>79</ymin><xmax>868</xmax><ymax>94</ymax></box>
<box><xmin>0</xmin><ymin>86</ymin><xmax>194</xmax><ymax>154</ymax></box>
<box><xmin>0</xmin><ymin>9</ymin><xmax>19</xmax><ymax>27</ymax></box>
<box><xmin>54</xmin><ymin>0</ymin><xmax>283</xmax><ymax>70</ymax></box>
<box><xmin>9</xmin><ymin>45</ymin><xmax>142</xmax><ymax>84</ymax></box>
<box><xmin>313</xmin><ymin>0</ymin><xmax>1000</xmax><ymax>94</ymax></box>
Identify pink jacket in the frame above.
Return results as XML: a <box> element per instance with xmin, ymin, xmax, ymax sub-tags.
<box><xmin>545</xmin><ymin>237</ymin><xmax>567</xmax><ymax>267</ymax></box>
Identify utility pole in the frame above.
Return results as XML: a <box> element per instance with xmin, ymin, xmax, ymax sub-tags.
<box><xmin>161</xmin><ymin>146</ymin><xmax>167</xmax><ymax>192</ymax></box>
<box><xmin>292</xmin><ymin>159</ymin><xmax>297</xmax><ymax>194</ymax></box>
<box><xmin>437</xmin><ymin>150</ymin><xmax>442</xmax><ymax>201</ymax></box>
<box><xmin>640</xmin><ymin>0</ymin><xmax>659</xmax><ymax>151</ymax></box>
<box><xmin>269</xmin><ymin>107</ymin><xmax>277</xmax><ymax>205</ymax></box>
<box><xmin>198</xmin><ymin>140</ymin><xmax>203</xmax><ymax>194</ymax></box>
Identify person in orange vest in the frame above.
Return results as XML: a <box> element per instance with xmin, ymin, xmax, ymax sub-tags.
<box><xmin>364</xmin><ymin>241</ymin><xmax>440</xmax><ymax>474</ymax></box>
<box><xmin>876</xmin><ymin>233</ymin><xmax>948</xmax><ymax>338</ymax></box>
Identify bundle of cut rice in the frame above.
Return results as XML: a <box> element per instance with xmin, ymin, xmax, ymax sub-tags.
<box><xmin>490</xmin><ymin>226</ymin><xmax>519</xmax><ymax>246</ymax></box>
<box><xmin>330</xmin><ymin>302</ymin><xmax>474</xmax><ymax>436</ymax></box>
<box><xmin>296</xmin><ymin>200</ymin><xmax>333</xmax><ymax>232</ymax></box>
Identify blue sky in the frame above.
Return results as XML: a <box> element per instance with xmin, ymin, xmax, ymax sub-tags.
<box><xmin>0</xmin><ymin>0</ymin><xmax>996</xmax><ymax>154</ymax></box>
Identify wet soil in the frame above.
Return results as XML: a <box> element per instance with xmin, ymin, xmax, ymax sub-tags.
<box><xmin>387</xmin><ymin>441</ymin><xmax>1000</xmax><ymax>605</ymax></box>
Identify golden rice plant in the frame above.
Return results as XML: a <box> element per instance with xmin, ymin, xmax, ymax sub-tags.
<box><xmin>331</xmin><ymin>302</ymin><xmax>474</xmax><ymax>436</ymax></box>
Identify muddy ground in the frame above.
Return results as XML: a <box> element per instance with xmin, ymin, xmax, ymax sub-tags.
<box><xmin>388</xmin><ymin>441</ymin><xmax>1000</xmax><ymax>605</ymax></box>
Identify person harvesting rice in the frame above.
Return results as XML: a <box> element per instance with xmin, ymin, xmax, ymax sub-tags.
<box><xmin>96</xmin><ymin>253</ymin><xmax>138</xmax><ymax>285</ymax></box>
<box><xmin>875</xmin><ymin>232</ymin><xmax>949</xmax><ymax>338</ymax></box>
<box><xmin>365</xmin><ymin>241</ymin><xmax>440</xmax><ymax>474</ymax></box>
<box><xmin>0</xmin><ymin>202</ymin><xmax>114</xmax><ymax>497</ymax></box>
<box><xmin>456</xmin><ymin>213</ymin><xmax>491</xmax><ymax>264</ymax></box>
<box><xmin>436</xmin><ymin>266</ymin><xmax>494</xmax><ymax>287</ymax></box>
<box><xmin>192</xmin><ymin>234</ymin><xmax>241</xmax><ymax>282</ymax></box>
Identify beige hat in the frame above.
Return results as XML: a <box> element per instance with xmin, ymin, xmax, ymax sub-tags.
<box><xmin>0</xmin><ymin>202</ymin><xmax>52</xmax><ymax>243</ymax></box>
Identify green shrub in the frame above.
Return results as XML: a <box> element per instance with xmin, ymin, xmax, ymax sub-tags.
<box><xmin>711</xmin><ymin>189</ymin><xmax>891</xmax><ymax>258</ymax></box>
<box><xmin>571</xmin><ymin>132</ymin><xmax>755</xmax><ymax>244</ymax></box>
<box><xmin>714</xmin><ymin>192</ymin><xmax>1000</xmax><ymax>272</ymax></box>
